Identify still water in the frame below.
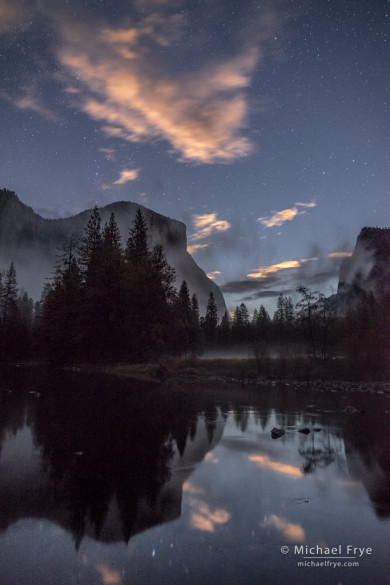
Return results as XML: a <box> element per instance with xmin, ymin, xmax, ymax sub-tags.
<box><xmin>0</xmin><ymin>366</ymin><xmax>389</xmax><ymax>585</ymax></box>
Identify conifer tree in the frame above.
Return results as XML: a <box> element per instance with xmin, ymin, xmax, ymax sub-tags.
<box><xmin>126</xmin><ymin>208</ymin><xmax>149</xmax><ymax>265</ymax></box>
<box><xmin>203</xmin><ymin>291</ymin><xmax>218</xmax><ymax>344</ymax></box>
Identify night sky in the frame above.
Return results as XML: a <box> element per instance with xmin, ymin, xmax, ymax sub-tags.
<box><xmin>1</xmin><ymin>0</ymin><xmax>389</xmax><ymax>314</ymax></box>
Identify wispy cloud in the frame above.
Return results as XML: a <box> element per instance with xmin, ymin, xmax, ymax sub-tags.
<box><xmin>189</xmin><ymin>213</ymin><xmax>231</xmax><ymax>241</ymax></box>
<box><xmin>257</xmin><ymin>201</ymin><xmax>316</xmax><ymax>228</ymax></box>
<box><xmin>221</xmin><ymin>248</ymin><xmax>346</xmax><ymax>301</ymax></box>
<box><xmin>2</xmin><ymin>84</ymin><xmax>59</xmax><ymax>122</ymax></box>
<box><xmin>113</xmin><ymin>169</ymin><xmax>139</xmax><ymax>184</ymax></box>
<box><xmin>329</xmin><ymin>251</ymin><xmax>352</xmax><ymax>258</ymax></box>
<box><xmin>247</xmin><ymin>260</ymin><xmax>300</xmax><ymax>279</ymax></box>
<box><xmin>187</xmin><ymin>243</ymin><xmax>209</xmax><ymax>254</ymax></box>
<box><xmin>56</xmin><ymin>11</ymin><xmax>260</xmax><ymax>164</ymax></box>
<box><xmin>0</xmin><ymin>0</ymin><xmax>29</xmax><ymax>33</ymax></box>
<box><xmin>207</xmin><ymin>271</ymin><xmax>221</xmax><ymax>280</ymax></box>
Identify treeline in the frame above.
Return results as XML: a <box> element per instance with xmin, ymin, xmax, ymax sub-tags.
<box><xmin>0</xmin><ymin>208</ymin><xmax>220</xmax><ymax>363</ymax></box>
<box><xmin>1</xmin><ymin>207</ymin><xmax>390</xmax><ymax>373</ymax></box>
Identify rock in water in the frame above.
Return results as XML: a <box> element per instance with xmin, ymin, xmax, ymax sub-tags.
<box><xmin>271</xmin><ymin>427</ymin><xmax>285</xmax><ymax>439</ymax></box>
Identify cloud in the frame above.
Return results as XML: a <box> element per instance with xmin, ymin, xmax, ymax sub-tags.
<box><xmin>0</xmin><ymin>0</ymin><xmax>29</xmax><ymax>33</ymax></box>
<box><xmin>295</xmin><ymin>201</ymin><xmax>316</xmax><ymax>208</ymax></box>
<box><xmin>187</xmin><ymin>243</ymin><xmax>209</xmax><ymax>254</ymax></box>
<box><xmin>113</xmin><ymin>169</ymin><xmax>139</xmax><ymax>184</ymax></box>
<box><xmin>55</xmin><ymin>10</ymin><xmax>260</xmax><ymax>164</ymax></box>
<box><xmin>2</xmin><ymin>83</ymin><xmax>59</xmax><ymax>122</ymax></box>
<box><xmin>206</xmin><ymin>271</ymin><xmax>221</xmax><ymax>280</ymax></box>
<box><xmin>257</xmin><ymin>201</ymin><xmax>316</xmax><ymax>228</ymax></box>
<box><xmin>189</xmin><ymin>213</ymin><xmax>231</xmax><ymax>241</ymax></box>
<box><xmin>247</xmin><ymin>260</ymin><xmax>300</xmax><ymax>279</ymax></box>
<box><xmin>329</xmin><ymin>251</ymin><xmax>352</xmax><ymax>258</ymax></box>
<box><xmin>221</xmin><ymin>249</ymin><xmax>346</xmax><ymax>302</ymax></box>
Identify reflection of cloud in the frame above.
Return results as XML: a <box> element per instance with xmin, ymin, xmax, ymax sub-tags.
<box><xmin>113</xmin><ymin>169</ymin><xmax>139</xmax><ymax>184</ymax></box>
<box><xmin>205</xmin><ymin>452</ymin><xmax>220</xmax><ymax>463</ymax></box>
<box><xmin>189</xmin><ymin>499</ymin><xmax>230</xmax><ymax>533</ymax></box>
<box><xmin>257</xmin><ymin>202</ymin><xmax>316</xmax><ymax>228</ymax></box>
<box><xmin>247</xmin><ymin>260</ymin><xmax>300</xmax><ymax>279</ymax></box>
<box><xmin>329</xmin><ymin>252</ymin><xmax>352</xmax><ymax>258</ymax></box>
<box><xmin>266</xmin><ymin>514</ymin><xmax>305</xmax><ymax>542</ymax></box>
<box><xmin>183</xmin><ymin>481</ymin><xmax>205</xmax><ymax>496</ymax></box>
<box><xmin>96</xmin><ymin>564</ymin><xmax>122</xmax><ymax>585</ymax></box>
<box><xmin>190</xmin><ymin>213</ymin><xmax>231</xmax><ymax>241</ymax></box>
<box><xmin>57</xmin><ymin>12</ymin><xmax>259</xmax><ymax>164</ymax></box>
<box><xmin>249</xmin><ymin>455</ymin><xmax>303</xmax><ymax>477</ymax></box>
<box><xmin>187</xmin><ymin>243</ymin><xmax>209</xmax><ymax>254</ymax></box>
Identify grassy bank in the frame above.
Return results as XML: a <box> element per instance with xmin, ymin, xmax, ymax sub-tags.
<box><xmin>98</xmin><ymin>354</ymin><xmax>390</xmax><ymax>383</ymax></box>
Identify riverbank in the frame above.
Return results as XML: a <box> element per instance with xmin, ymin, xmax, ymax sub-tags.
<box><xmin>94</xmin><ymin>355</ymin><xmax>390</xmax><ymax>385</ymax></box>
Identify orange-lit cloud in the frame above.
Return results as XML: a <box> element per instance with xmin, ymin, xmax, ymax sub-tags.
<box><xmin>206</xmin><ymin>271</ymin><xmax>221</xmax><ymax>280</ymax></box>
<box><xmin>187</xmin><ymin>243</ymin><xmax>209</xmax><ymax>254</ymax></box>
<box><xmin>295</xmin><ymin>201</ymin><xmax>316</xmax><ymax>208</ymax></box>
<box><xmin>329</xmin><ymin>252</ymin><xmax>352</xmax><ymax>258</ymax></box>
<box><xmin>247</xmin><ymin>260</ymin><xmax>300</xmax><ymax>279</ymax></box>
<box><xmin>190</xmin><ymin>213</ymin><xmax>231</xmax><ymax>241</ymax></box>
<box><xmin>57</xmin><ymin>13</ymin><xmax>259</xmax><ymax>164</ymax></box>
<box><xmin>257</xmin><ymin>207</ymin><xmax>301</xmax><ymax>228</ymax></box>
<box><xmin>249</xmin><ymin>455</ymin><xmax>303</xmax><ymax>477</ymax></box>
<box><xmin>266</xmin><ymin>514</ymin><xmax>305</xmax><ymax>542</ymax></box>
<box><xmin>0</xmin><ymin>0</ymin><xmax>27</xmax><ymax>32</ymax></box>
<box><xmin>257</xmin><ymin>202</ymin><xmax>316</xmax><ymax>228</ymax></box>
<box><xmin>113</xmin><ymin>169</ymin><xmax>139</xmax><ymax>184</ymax></box>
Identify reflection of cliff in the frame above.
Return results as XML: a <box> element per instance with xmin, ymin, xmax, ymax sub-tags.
<box><xmin>0</xmin><ymin>370</ymin><xmax>225</xmax><ymax>547</ymax></box>
<box><xmin>341</xmin><ymin>404</ymin><xmax>390</xmax><ymax>518</ymax></box>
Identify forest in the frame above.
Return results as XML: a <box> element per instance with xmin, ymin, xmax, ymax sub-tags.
<box><xmin>0</xmin><ymin>207</ymin><xmax>389</xmax><ymax>376</ymax></box>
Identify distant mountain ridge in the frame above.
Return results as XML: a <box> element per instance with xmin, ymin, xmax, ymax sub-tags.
<box><xmin>0</xmin><ymin>189</ymin><xmax>226</xmax><ymax>316</ymax></box>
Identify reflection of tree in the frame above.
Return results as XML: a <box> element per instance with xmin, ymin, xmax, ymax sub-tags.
<box><xmin>298</xmin><ymin>430</ymin><xmax>344</xmax><ymax>474</ymax></box>
<box><xmin>0</xmin><ymin>369</ymin><xmax>227</xmax><ymax>546</ymax></box>
<box><xmin>233</xmin><ymin>406</ymin><xmax>250</xmax><ymax>433</ymax></box>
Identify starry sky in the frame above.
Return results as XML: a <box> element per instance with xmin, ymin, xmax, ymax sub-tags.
<box><xmin>0</xmin><ymin>0</ymin><xmax>389</xmax><ymax>314</ymax></box>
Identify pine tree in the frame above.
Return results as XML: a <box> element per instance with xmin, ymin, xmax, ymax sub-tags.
<box><xmin>203</xmin><ymin>292</ymin><xmax>218</xmax><ymax>344</ymax></box>
<box><xmin>78</xmin><ymin>206</ymin><xmax>102</xmax><ymax>280</ymax></box>
<box><xmin>0</xmin><ymin>261</ymin><xmax>18</xmax><ymax>327</ymax></box>
<box><xmin>126</xmin><ymin>208</ymin><xmax>149</xmax><ymax>265</ymax></box>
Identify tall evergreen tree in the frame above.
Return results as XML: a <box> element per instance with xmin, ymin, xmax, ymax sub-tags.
<box><xmin>78</xmin><ymin>206</ymin><xmax>102</xmax><ymax>280</ymax></box>
<box><xmin>126</xmin><ymin>208</ymin><xmax>149</xmax><ymax>265</ymax></box>
<box><xmin>0</xmin><ymin>261</ymin><xmax>18</xmax><ymax>327</ymax></box>
<box><xmin>203</xmin><ymin>292</ymin><xmax>218</xmax><ymax>344</ymax></box>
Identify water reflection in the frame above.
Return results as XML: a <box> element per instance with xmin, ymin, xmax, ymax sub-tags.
<box><xmin>0</xmin><ymin>368</ymin><xmax>390</xmax><ymax>585</ymax></box>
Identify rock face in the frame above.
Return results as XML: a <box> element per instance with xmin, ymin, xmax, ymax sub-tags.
<box><xmin>0</xmin><ymin>189</ymin><xmax>226</xmax><ymax>316</ymax></box>
<box><xmin>337</xmin><ymin>227</ymin><xmax>390</xmax><ymax>313</ymax></box>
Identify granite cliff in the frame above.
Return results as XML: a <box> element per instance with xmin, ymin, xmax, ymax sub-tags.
<box><xmin>0</xmin><ymin>189</ymin><xmax>226</xmax><ymax>316</ymax></box>
<box><xmin>336</xmin><ymin>227</ymin><xmax>390</xmax><ymax>313</ymax></box>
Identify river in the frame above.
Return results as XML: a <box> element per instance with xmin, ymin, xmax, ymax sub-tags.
<box><xmin>0</xmin><ymin>366</ymin><xmax>389</xmax><ymax>585</ymax></box>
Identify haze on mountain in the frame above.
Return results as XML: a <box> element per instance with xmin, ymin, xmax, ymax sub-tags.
<box><xmin>0</xmin><ymin>189</ymin><xmax>226</xmax><ymax>317</ymax></box>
